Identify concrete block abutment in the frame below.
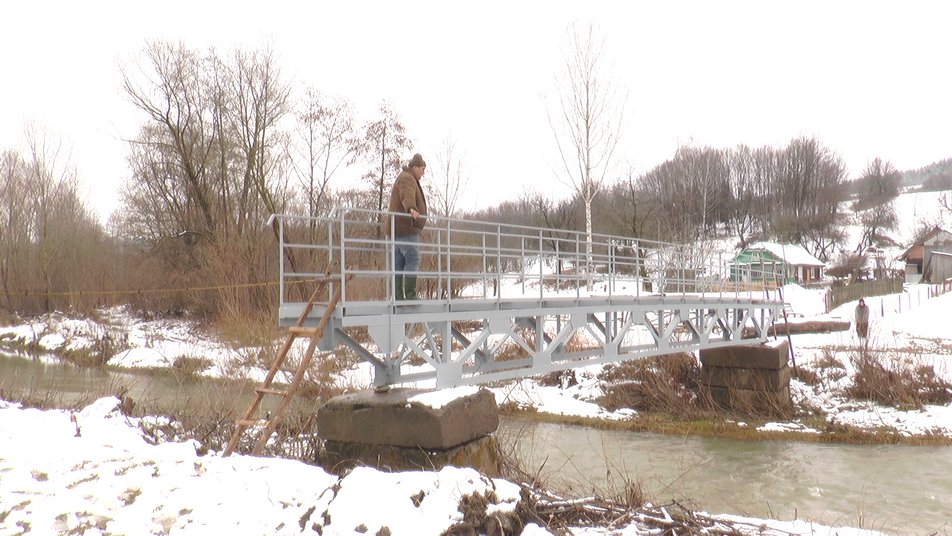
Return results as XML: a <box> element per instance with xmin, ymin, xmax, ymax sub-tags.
<box><xmin>699</xmin><ymin>340</ymin><xmax>792</xmax><ymax>415</ymax></box>
<box><xmin>316</xmin><ymin>387</ymin><xmax>500</xmax><ymax>474</ymax></box>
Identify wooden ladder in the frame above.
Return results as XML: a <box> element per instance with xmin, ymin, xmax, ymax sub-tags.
<box><xmin>222</xmin><ymin>274</ymin><xmax>345</xmax><ymax>457</ymax></box>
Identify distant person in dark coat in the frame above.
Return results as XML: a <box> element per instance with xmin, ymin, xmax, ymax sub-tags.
<box><xmin>854</xmin><ymin>298</ymin><xmax>870</xmax><ymax>339</ymax></box>
<box><xmin>385</xmin><ymin>153</ymin><xmax>428</xmax><ymax>300</ymax></box>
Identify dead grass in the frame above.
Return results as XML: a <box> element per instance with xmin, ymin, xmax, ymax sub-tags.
<box><xmin>172</xmin><ymin>355</ymin><xmax>214</xmax><ymax>375</ymax></box>
<box><xmin>845</xmin><ymin>347</ymin><xmax>952</xmax><ymax>410</ymax></box>
<box><xmin>597</xmin><ymin>353</ymin><xmax>701</xmax><ymax>415</ymax></box>
<box><xmin>0</xmin><ymin>380</ymin><xmax>134</xmax><ymax>413</ymax></box>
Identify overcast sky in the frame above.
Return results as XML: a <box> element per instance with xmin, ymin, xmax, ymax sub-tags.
<box><xmin>2</xmin><ymin>0</ymin><xmax>951</xmax><ymax>220</ymax></box>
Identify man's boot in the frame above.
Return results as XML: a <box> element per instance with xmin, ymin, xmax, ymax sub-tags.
<box><xmin>403</xmin><ymin>275</ymin><xmax>418</xmax><ymax>300</ymax></box>
<box><xmin>394</xmin><ymin>274</ymin><xmax>405</xmax><ymax>301</ymax></box>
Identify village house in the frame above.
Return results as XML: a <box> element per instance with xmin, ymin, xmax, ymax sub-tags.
<box><xmin>899</xmin><ymin>226</ymin><xmax>952</xmax><ymax>283</ymax></box>
<box><xmin>729</xmin><ymin>242</ymin><xmax>825</xmax><ymax>286</ymax></box>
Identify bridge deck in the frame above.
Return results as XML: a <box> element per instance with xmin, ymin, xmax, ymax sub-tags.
<box><xmin>270</xmin><ymin>209</ymin><xmax>784</xmax><ymax>388</ymax></box>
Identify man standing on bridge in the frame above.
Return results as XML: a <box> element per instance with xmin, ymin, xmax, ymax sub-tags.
<box><xmin>386</xmin><ymin>153</ymin><xmax>428</xmax><ymax>300</ymax></box>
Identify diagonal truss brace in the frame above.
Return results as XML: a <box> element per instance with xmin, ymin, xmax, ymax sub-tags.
<box><xmin>314</xmin><ymin>296</ymin><xmax>783</xmax><ymax>389</ymax></box>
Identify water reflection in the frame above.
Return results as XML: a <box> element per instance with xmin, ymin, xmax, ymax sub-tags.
<box><xmin>0</xmin><ymin>351</ymin><xmax>313</xmax><ymax>416</ymax></box>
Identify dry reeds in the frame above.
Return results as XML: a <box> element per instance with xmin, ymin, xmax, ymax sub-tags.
<box><xmin>597</xmin><ymin>353</ymin><xmax>701</xmax><ymax>415</ymax></box>
<box><xmin>845</xmin><ymin>346</ymin><xmax>952</xmax><ymax>410</ymax></box>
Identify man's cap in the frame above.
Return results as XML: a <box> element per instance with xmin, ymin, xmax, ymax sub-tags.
<box><xmin>409</xmin><ymin>153</ymin><xmax>426</xmax><ymax>168</ymax></box>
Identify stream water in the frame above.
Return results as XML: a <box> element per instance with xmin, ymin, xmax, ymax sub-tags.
<box><xmin>497</xmin><ymin>419</ymin><xmax>952</xmax><ymax>534</ymax></box>
<box><xmin>2</xmin><ymin>352</ymin><xmax>950</xmax><ymax>534</ymax></box>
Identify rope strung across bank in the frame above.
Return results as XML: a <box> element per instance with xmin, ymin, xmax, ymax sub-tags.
<box><xmin>0</xmin><ymin>279</ymin><xmax>310</xmax><ymax>298</ymax></box>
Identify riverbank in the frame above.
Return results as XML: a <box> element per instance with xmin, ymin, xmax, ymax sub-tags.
<box><xmin>2</xmin><ymin>287</ymin><xmax>952</xmax><ymax>534</ymax></box>
<box><xmin>0</xmin><ymin>395</ymin><xmax>911</xmax><ymax>536</ymax></box>
<box><xmin>2</xmin><ymin>286</ymin><xmax>952</xmax><ymax>444</ymax></box>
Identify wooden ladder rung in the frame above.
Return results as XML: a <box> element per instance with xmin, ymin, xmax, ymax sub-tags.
<box><xmin>255</xmin><ymin>387</ymin><xmax>289</xmax><ymax>397</ymax></box>
<box><xmin>288</xmin><ymin>326</ymin><xmax>321</xmax><ymax>337</ymax></box>
<box><xmin>235</xmin><ymin>419</ymin><xmax>261</xmax><ymax>427</ymax></box>
<box><xmin>223</xmin><ymin>273</ymin><xmax>349</xmax><ymax>458</ymax></box>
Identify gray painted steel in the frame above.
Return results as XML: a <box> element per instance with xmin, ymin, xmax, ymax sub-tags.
<box><xmin>270</xmin><ymin>209</ymin><xmax>784</xmax><ymax>388</ymax></box>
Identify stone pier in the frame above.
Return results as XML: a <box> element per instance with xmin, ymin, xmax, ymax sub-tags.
<box><xmin>699</xmin><ymin>340</ymin><xmax>792</xmax><ymax>415</ymax></box>
<box><xmin>316</xmin><ymin>387</ymin><xmax>500</xmax><ymax>474</ymax></box>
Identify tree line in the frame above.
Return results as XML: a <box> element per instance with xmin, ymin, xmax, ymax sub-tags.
<box><xmin>0</xmin><ymin>39</ymin><xmax>939</xmax><ymax>323</ymax></box>
<box><xmin>0</xmin><ymin>41</ymin><xmax>467</xmax><ymax>321</ymax></box>
<box><xmin>473</xmin><ymin>141</ymin><xmax>910</xmax><ymax>263</ymax></box>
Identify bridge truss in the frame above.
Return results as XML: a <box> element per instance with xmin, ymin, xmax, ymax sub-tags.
<box><xmin>270</xmin><ymin>208</ymin><xmax>784</xmax><ymax>389</ymax></box>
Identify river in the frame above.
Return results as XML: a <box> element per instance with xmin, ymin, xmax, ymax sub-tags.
<box><xmin>2</xmin><ymin>352</ymin><xmax>950</xmax><ymax>534</ymax></box>
<box><xmin>498</xmin><ymin>419</ymin><xmax>952</xmax><ymax>534</ymax></box>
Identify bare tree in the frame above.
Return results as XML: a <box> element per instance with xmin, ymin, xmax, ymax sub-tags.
<box><xmin>0</xmin><ymin>149</ymin><xmax>27</xmax><ymax>310</ymax></box>
<box><xmin>429</xmin><ymin>133</ymin><xmax>469</xmax><ymax>218</ymax></box>
<box><xmin>524</xmin><ymin>190</ymin><xmax>576</xmax><ymax>278</ymax></box>
<box><xmin>548</xmin><ymin>22</ymin><xmax>626</xmax><ymax>288</ymax></box>
<box><xmin>639</xmin><ymin>158</ymin><xmax>689</xmax><ymax>242</ymax></box>
<box><xmin>726</xmin><ymin>145</ymin><xmax>757</xmax><ymax>247</ymax></box>
<box><xmin>675</xmin><ymin>146</ymin><xmax>730</xmax><ymax>239</ymax></box>
<box><xmin>229</xmin><ymin>46</ymin><xmax>293</xmax><ymax>235</ymax></box>
<box><xmin>773</xmin><ymin>137</ymin><xmax>848</xmax><ymax>260</ymax></box>
<box><xmin>289</xmin><ymin>87</ymin><xmax>355</xmax><ymax>219</ymax></box>
<box><xmin>120</xmin><ymin>41</ymin><xmax>292</xmax><ymax>242</ymax></box>
<box><xmin>118</xmin><ymin>41</ymin><xmax>295</xmax><ymax>316</ymax></box>
<box><xmin>852</xmin><ymin>158</ymin><xmax>900</xmax><ymax>255</ymax></box>
<box><xmin>353</xmin><ymin>100</ymin><xmax>412</xmax><ymax>236</ymax></box>
<box><xmin>852</xmin><ymin>157</ymin><xmax>901</xmax><ymax>211</ymax></box>
<box><xmin>750</xmin><ymin>146</ymin><xmax>778</xmax><ymax>239</ymax></box>
<box><xmin>607</xmin><ymin>166</ymin><xmax>653</xmax><ymax>240</ymax></box>
<box><xmin>0</xmin><ymin>128</ymin><xmax>109</xmax><ymax>314</ymax></box>
<box><xmin>855</xmin><ymin>203</ymin><xmax>897</xmax><ymax>255</ymax></box>
<box><xmin>121</xmin><ymin>42</ymin><xmax>219</xmax><ymax>237</ymax></box>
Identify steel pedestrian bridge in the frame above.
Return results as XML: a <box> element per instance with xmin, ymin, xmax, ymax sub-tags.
<box><xmin>270</xmin><ymin>208</ymin><xmax>784</xmax><ymax>389</ymax></box>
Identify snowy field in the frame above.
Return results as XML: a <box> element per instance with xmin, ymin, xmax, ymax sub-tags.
<box><xmin>2</xmin><ymin>190</ymin><xmax>951</xmax><ymax>534</ymax></box>
<box><xmin>2</xmin><ymin>285</ymin><xmax>951</xmax><ymax>535</ymax></box>
<box><xmin>0</xmin><ymin>394</ymin><xmax>900</xmax><ymax>536</ymax></box>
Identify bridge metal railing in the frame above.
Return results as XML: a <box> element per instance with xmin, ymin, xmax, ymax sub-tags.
<box><xmin>270</xmin><ymin>207</ymin><xmax>782</xmax><ymax>311</ymax></box>
<box><xmin>268</xmin><ymin>208</ymin><xmax>785</xmax><ymax>387</ymax></box>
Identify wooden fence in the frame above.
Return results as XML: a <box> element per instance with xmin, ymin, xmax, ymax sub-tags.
<box><xmin>826</xmin><ymin>278</ymin><xmax>904</xmax><ymax>312</ymax></box>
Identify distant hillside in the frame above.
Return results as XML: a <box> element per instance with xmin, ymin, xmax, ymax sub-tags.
<box><xmin>902</xmin><ymin>158</ymin><xmax>952</xmax><ymax>191</ymax></box>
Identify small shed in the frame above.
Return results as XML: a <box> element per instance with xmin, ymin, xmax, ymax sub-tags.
<box><xmin>729</xmin><ymin>242</ymin><xmax>825</xmax><ymax>285</ymax></box>
<box><xmin>900</xmin><ymin>226</ymin><xmax>952</xmax><ymax>283</ymax></box>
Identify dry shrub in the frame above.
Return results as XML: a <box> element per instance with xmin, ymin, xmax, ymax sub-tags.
<box><xmin>1</xmin><ymin>380</ymin><xmax>132</xmax><ymax>412</ymax></box>
<box><xmin>808</xmin><ymin>347</ymin><xmax>848</xmax><ymax>388</ymax></box>
<box><xmin>297</xmin><ymin>350</ymin><xmax>360</xmax><ymax>400</ymax></box>
<box><xmin>597</xmin><ymin>353</ymin><xmax>700</xmax><ymax>414</ymax></box>
<box><xmin>131</xmin><ymin>379</ymin><xmax>323</xmax><ymax>461</ymax></box>
<box><xmin>814</xmin><ymin>348</ymin><xmax>845</xmax><ymax>372</ymax></box>
<box><xmin>845</xmin><ymin>348</ymin><xmax>952</xmax><ymax>410</ymax></box>
<box><xmin>792</xmin><ymin>366</ymin><xmax>820</xmax><ymax>386</ymax></box>
<box><xmin>172</xmin><ymin>355</ymin><xmax>213</xmax><ymax>375</ymax></box>
<box><xmin>537</xmin><ymin>369</ymin><xmax>578</xmax><ymax>388</ymax></box>
<box><xmin>495</xmin><ymin>339</ymin><xmax>531</xmax><ymax>362</ymax></box>
<box><xmin>339</xmin><ymin>276</ymin><xmax>386</xmax><ymax>302</ymax></box>
<box><xmin>215</xmin><ymin>305</ymin><xmax>280</xmax><ymax>348</ymax></box>
<box><xmin>442</xmin><ymin>490</ymin><xmax>530</xmax><ymax>536</ymax></box>
<box><xmin>261</xmin><ymin>411</ymin><xmax>322</xmax><ymax>462</ymax></box>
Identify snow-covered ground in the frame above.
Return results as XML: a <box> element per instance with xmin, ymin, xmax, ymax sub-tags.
<box><xmin>0</xmin><ymin>394</ymin><xmax>898</xmax><ymax>536</ymax></box>
<box><xmin>2</xmin><ymin>284</ymin><xmax>951</xmax><ymax>535</ymax></box>
<box><xmin>2</xmin><ymin>190</ymin><xmax>950</xmax><ymax>535</ymax></box>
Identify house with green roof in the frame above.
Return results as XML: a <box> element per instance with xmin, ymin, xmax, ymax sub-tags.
<box><xmin>729</xmin><ymin>242</ymin><xmax>825</xmax><ymax>285</ymax></box>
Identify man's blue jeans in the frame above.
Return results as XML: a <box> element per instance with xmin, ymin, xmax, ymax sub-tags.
<box><xmin>393</xmin><ymin>234</ymin><xmax>419</xmax><ymax>300</ymax></box>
